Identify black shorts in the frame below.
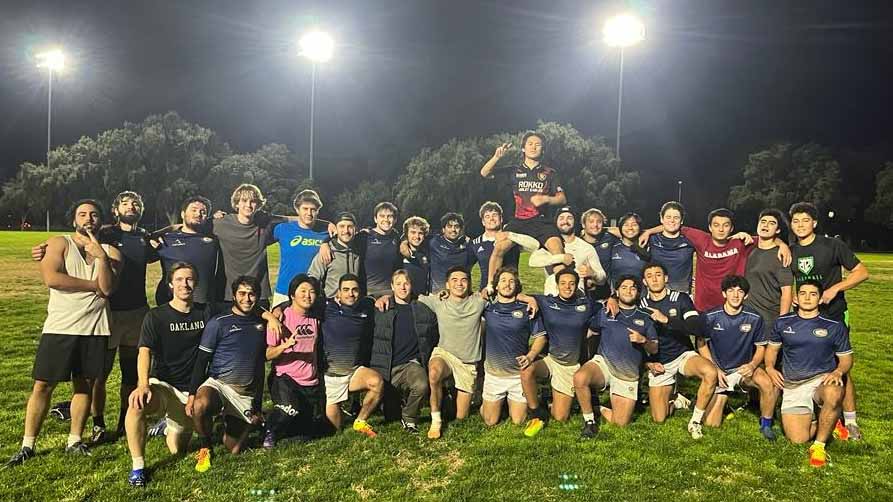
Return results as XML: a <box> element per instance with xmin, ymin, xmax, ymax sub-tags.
<box><xmin>504</xmin><ymin>216</ymin><xmax>561</xmax><ymax>247</ymax></box>
<box><xmin>268</xmin><ymin>372</ymin><xmax>324</xmax><ymax>415</ymax></box>
<box><xmin>33</xmin><ymin>334</ymin><xmax>108</xmax><ymax>383</ymax></box>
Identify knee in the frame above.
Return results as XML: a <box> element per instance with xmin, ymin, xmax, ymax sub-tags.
<box><xmin>552</xmin><ymin>410</ymin><xmax>570</xmax><ymax>423</ymax></box>
<box><xmin>32</xmin><ymin>380</ymin><xmax>55</xmax><ymax>395</ymax></box>
<box><xmin>703</xmin><ymin>368</ymin><xmax>718</xmax><ymax>386</ymax></box>
<box><xmin>410</xmin><ymin>378</ymin><xmax>429</xmax><ymax>396</ymax></box>
<box><xmin>369</xmin><ymin>374</ymin><xmax>384</xmax><ymax>393</ymax></box>
<box><xmin>573</xmin><ymin>374</ymin><xmax>587</xmax><ymax>390</ymax></box>
<box><xmin>483</xmin><ymin>413</ymin><xmax>499</xmax><ymax>427</ymax></box>
<box><xmin>192</xmin><ymin>398</ymin><xmax>210</xmax><ymax>418</ymax></box>
<box><xmin>651</xmin><ymin>412</ymin><xmax>667</xmax><ymax>424</ymax></box>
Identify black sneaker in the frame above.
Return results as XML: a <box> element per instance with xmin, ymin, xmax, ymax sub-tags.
<box><xmin>401</xmin><ymin>420</ymin><xmax>419</xmax><ymax>434</ymax></box>
<box><xmin>580</xmin><ymin>419</ymin><xmax>599</xmax><ymax>440</ymax></box>
<box><xmin>91</xmin><ymin>426</ymin><xmax>109</xmax><ymax>444</ymax></box>
<box><xmin>6</xmin><ymin>447</ymin><xmax>35</xmax><ymax>467</ymax></box>
<box><xmin>65</xmin><ymin>441</ymin><xmax>91</xmax><ymax>456</ymax></box>
<box><xmin>128</xmin><ymin>469</ymin><xmax>148</xmax><ymax>487</ymax></box>
<box><xmin>50</xmin><ymin>401</ymin><xmax>72</xmax><ymax>421</ymax></box>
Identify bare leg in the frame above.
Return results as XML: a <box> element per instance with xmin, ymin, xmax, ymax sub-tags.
<box><xmin>70</xmin><ymin>377</ymin><xmax>94</xmax><ymax>438</ymax></box>
<box><xmin>350</xmin><ymin>368</ymin><xmax>384</xmax><ymax>421</ymax></box>
<box><xmin>23</xmin><ymin>380</ymin><xmax>57</xmax><ymax>439</ymax></box>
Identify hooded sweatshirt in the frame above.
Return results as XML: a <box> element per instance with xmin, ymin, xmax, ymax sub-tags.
<box><xmin>307</xmin><ymin>238</ymin><xmax>364</xmax><ymax>298</ymax></box>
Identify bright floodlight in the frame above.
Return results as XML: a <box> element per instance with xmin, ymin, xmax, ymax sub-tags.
<box><xmin>36</xmin><ymin>49</ymin><xmax>65</xmax><ymax>71</ymax></box>
<box><xmin>603</xmin><ymin>14</ymin><xmax>645</xmax><ymax>48</ymax></box>
<box><xmin>299</xmin><ymin>31</ymin><xmax>334</xmax><ymax>63</ymax></box>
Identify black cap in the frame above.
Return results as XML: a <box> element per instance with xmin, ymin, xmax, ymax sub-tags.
<box><xmin>336</xmin><ymin>212</ymin><xmax>357</xmax><ymax>224</ymax></box>
<box><xmin>555</xmin><ymin>205</ymin><xmax>575</xmax><ymax>221</ymax></box>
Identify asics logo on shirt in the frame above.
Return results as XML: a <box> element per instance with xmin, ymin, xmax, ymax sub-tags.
<box><xmin>289</xmin><ymin>236</ymin><xmax>324</xmax><ymax>247</ymax></box>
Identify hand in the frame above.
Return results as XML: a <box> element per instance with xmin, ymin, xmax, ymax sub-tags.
<box><xmin>732</xmin><ymin>232</ymin><xmax>754</xmax><ymax>246</ymax></box>
<box><xmin>267</xmin><ymin>316</ymin><xmax>285</xmax><ymax>340</ymax></box>
<box><xmin>246</xmin><ymin>411</ymin><xmax>264</xmax><ymax>427</ymax></box>
<box><xmin>820</xmin><ymin>286</ymin><xmax>838</xmax><ymax>305</ymax></box>
<box><xmin>777</xmin><ymin>242</ymin><xmax>792</xmax><ymax>267</ymax></box>
<box><xmin>327</xmin><ymin>222</ymin><xmax>337</xmax><ymax>237</ymax></box>
<box><xmin>646</xmin><ymin>307</ymin><xmax>669</xmax><ymax>324</ymax></box>
<box><xmin>438</xmin><ymin>289</ymin><xmax>449</xmax><ymax>301</ymax></box>
<box><xmin>185</xmin><ymin>395</ymin><xmax>195</xmax><ymax>417</ymax></box>
<box><xmin>282</xmin><ymin>333</ymin><xmax>298</xmax><ymax>349</ymax></box>
<box><xmin>493</xmin><ymin>142</ymin><xmax>512</xmax><ymax>160</ymax></box>
<box><xmin>271</xmin><ymin>305</ymin><xmax>285</xmax><ymax>321</ymax></box>
<box><xmin>577</xmin><ymin>264</ymin><xmax>591</xmax><ymax>278</ymax></box>
<box><xmin>399</xmin><ymin>240</ymin><xmax>412</xmax><ymax>258</ymax></box>
<box><xmin>375</xmin><ymin>295</ymin><xmax>392</xmax><ymax>312</ymax></box>
<box><xmin>604</xmin><ymin>297</ymin><xmax>619</xmax><ymax>318</ymax></box>
<box><xmin>766</xmin><ymin>367</ymin><xmax>785</xmax><ymax>390</ymax></box>
<box><xmin>516</xmin><ymin>354</ymin><xmax>531</xmax><ymax>370</ymax></box>
<box><xmin>717</xmin><ymin>370</ymin><xmax>729</xmax><ymax>390</ymax></box>
<box><xmin>646</xmin><ymin>362</ymin><xmax>665</xmax><ymax>375</ymax></box>
<box><xmin>737</xmin><ymin>363</ymin><xmax>755</xmax><ymax>378</ymax></box>
<box><xmin>318</xmin><ymin>242</ymin><xmax>334</xmax><ymax>266</ymax></box>
<box><xmin>522</xmin><ymin>295</ymin><xmax>539</xmax><ymax>318</ymax></box>
<box><xmin>560</xmin><ymin>253</ymin><xmax>575</xmax><ymax>266</ymax></box>
<box><xmin>638</xmin><ymin>232</ymin><xmax>650</xmax><ymax>248</ymax></box>
<box><xmin>627</xmin><ymin>328</ymin><xmax>646</xmax><ymax>344</ymax></box>
<box><xmin>529</xmin><ymin>194</ymin><xmax>549</xmax><ymax>207</ymax></box>
<box><xmin>213</xmin><ymin>210</ymin><xmax>226</xmax><ymax>219</ymax></box>
<box><xmin>821</xmin><ymin>371</ymin><xmax>844</xmax><ymax>386</ymax></box>
<box><xmin>128</xmin><ymin>385</ymin><xmax>153</xmax><ymax>410</ymax></box>
<box><xmin>149</xmin><ymin>238</ymin><xmax>161</xmax><ymax>249</ymax></box>
<box><xmin>31</xmin><ymin>242</ymin><xmax>48</xmax><ymax>262</ymax></box>
<box><xmin>83</xmin><ymin>230</ymin><xmax>108</xmax><ymax>261</ymax></box>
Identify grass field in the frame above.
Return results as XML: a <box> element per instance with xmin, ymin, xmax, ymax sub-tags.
<box><xmin>0</xmin><ymin>231</ymin><xmax>891</xmax><ymax>501</ymax></box>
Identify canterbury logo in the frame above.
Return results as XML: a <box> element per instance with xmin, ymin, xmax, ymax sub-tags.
<box><xmin>294</xmin><ymin>324</ymin><xmax>315</xmax><ymax>336</ymax></box>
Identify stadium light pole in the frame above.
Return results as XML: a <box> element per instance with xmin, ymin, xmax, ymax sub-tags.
<box><xmin>603</xmin><ymin>14</ymin><xmax>645</xmax><ymax>160</ymax></box>
<box><xmin>678</xmin><ymin>180</ymin><xmax>683</xmax><ymax>202</ymax></box>
<box><xmin>298</xmin><ymin>30</ymin><xmax>334</xmax><ymax>180</ymax></box>
<box><xmin>36</xmin><ymin>48</ymin><xmax>65</xmax><ymax>232</ymax></box>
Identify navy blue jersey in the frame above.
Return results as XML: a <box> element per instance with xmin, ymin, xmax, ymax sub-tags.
<box><xmin>768</xmin><ymin>313</ymin><xmax>852</xmax><ymax>382</ymax></box>
<box><xmin>99</xmin><ymin>226</ymin><xmax>158</xmax><ymax>310</ymax></box>
<box><xmin>647</xmin><ymin>233</ymin><xmax>695</xmax><ymax>293</ymax></box>
<box><xmin>702</xmin><ymin>306</ymin><xmax>765</xmax><ymax>373</ymax></box>
<box><xmin>640</xmin><ymin>290</ymin><xmax>698</xmax><ymax>363</ymax></box>
<box><xmin>402</xmin><ymin>246</ymin><xmax>431</xmax><ymax>296</ymax></box>
<box><xmin>156</xmin><ymin>231</ymin><xmax>221</xmax><ymax>305</ymax></box>
<box><xmin>321</xmin><ymin>298</ymin><xmax>374</xmax><ymax>376</ymax></box>
<box><xmin>609</xmin><ymin>242</ymin><xmax>647</xmax><ymax>288</ymax></box>
<box><xmin>593</xmin><ymin>307</ymin><xmax>657</xmax><ymax>381</ymax></box>
<box><xmin>535</xmin><ymin>294</ymin><xmax>599</xmax><ymax>365</ymax></box>
<box><xmin>470</xmin><ymin>234</ymin><xmax>520</xmax><ymax>291</ymax></box>
<box><xmin>427</xmin><ymin>234</ymin><xmax>475</xmax><ymax>292</ymax></box>
<box><xmin>586</xmin><ymin>232</ymin><xmax>620</xmax><ymax>300</ymax></box>
<box><xmin>483</xmin><ymin>300</ymin><xmax>546</xmax><ymax>376</ymax></box>
<box><xmin>199</xmin><ymin>312</ymin><xmax>266</xmax><ymax>390</ymax></box>
<box><xmin>358</xmin><ymin>229</ymin><xmax>402</xmax><ymax>296</ymax></box>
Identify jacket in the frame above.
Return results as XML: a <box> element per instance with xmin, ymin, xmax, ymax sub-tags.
<box><xmin>370</xmin><ymin>300</ymin><xmax>439</xmax><ymax>381</ymax></box>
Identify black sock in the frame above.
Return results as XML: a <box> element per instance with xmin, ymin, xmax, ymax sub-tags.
<box><xmin>116</xmin><ymin>408</ymin><xmax>127</xmax><ymax>433</ymax></box>
<box><xmin>199</xmin><ymin>435</ymin><xmax>212</xmax><ymax>449</ymax></box>
<box><xmin>93</xmin><ymin>416</ymin><xmax>106</xmax><ymax>429</ymax></box>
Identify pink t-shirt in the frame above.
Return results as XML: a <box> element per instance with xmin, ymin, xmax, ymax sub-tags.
<box><xmin>266</xmin><ymin>308</ymin><xmax>320</xmax><ymax>386</ymax></box>
<box><xmin>682</xmin><ymin>227</ymin><xmax>754</xmax><ymax>312</ymax></box>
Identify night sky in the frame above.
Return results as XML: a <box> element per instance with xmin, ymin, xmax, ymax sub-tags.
<box><xmin>2</xmin><ymin>0</ymin><xmax>892</xmax><ymax>220</ymax></box>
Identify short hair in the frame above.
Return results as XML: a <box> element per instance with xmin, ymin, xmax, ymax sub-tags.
<box><xmin>68</xmin><ymin>199</ymin><xmax>105</xmax><ymax>224</ymax></box>
<box><xmin>338</xmin><ymin>273</ymin><xmax>361</xmax><ymax>288</ymax></box>
<box><xmin>440</xmin><ymin>212</ymin><xmax>464</xmax><ymax>229</ymax></box>
<box><xmin>180</xmin><ymin>195</ymin><xmax>212</xmax><ymax>215</ymax></box>
<box><xmin>521</xmin><ymin>131</ymin><xmax>545</xmax><ymax>147</ymax></box>
<box><xmin>288</xmin><ymin>273</ymin><xmax>320</xmax><ymax>299</ymax></box>
<box><xmin>641</xmin><ymin>262</ymin><xmax>668</xmax><ymax>278</ymax></box>
<box><xmin>403</xmin><ymin>216</ymin><xmax>430</xmax><ymax>235</ymax></box>
<box><xmin>492</xmin><ymin>266</ymin><xmax>522</xmax><ymax>296</ymax></box>
<box><xmin>796</xmin><ymin>278</ymin><xmax>824</xmax><ymax>295</ymax></box>
<box><xmin>445</xmin><ymin>265</ymin><xmax>469</xmax><ymax>282</ymax></box>
<box><xmin>660</xmin><ymin>201</ymin><xmax>685</xmax><ymax>219</ymax></box>
<box><xmin>479</xmin><ymin>201</ymin><xmax>503</xmax><ymax>220</ymax></box>
<box><xmin>707</xmin><ymin>208</ymin><xmax>735</xmax><ymax>226</ymax></box>
<box><xmin>391</xmin><ymin>269</ymin><xmax>411</xmax><ymax>284</ymax></box>
<box><xmin>789</xmin><ymin>202</ymin><xmax>819</xmax><ymax>220</ymax></box>
<box><xmin>581</xmin><ymin>208</ymin><xmax>607</xmax><ymax>225</ymax></box>
<box><xmin>555</xmin><ymin>268</ymin><xmax>580</xmax><ymax>287</ymax></box>
<box><xmin>167</xmin><ymin>261</ymin><xmax>198</xmax><ymax>285</ymax></box>
<box><xmin>614</xmin><ymin>274</ymin><xmax>641</xmax><ymax>294</ymax></box>
<box><xmin>293</xmin><ymin>189</ymin><xmax>323</xmax><ymax>209</ymax></box>
<box><xmin>112</xmin><ymin>191</ymin><xmax>143</xmax><ymax>211</ymax></box>
<box><xmin>230</xmin><ymin>183</ymin><xmax>266</xmax><ymax>210</ymax></box>
<box><xmin>618</xmin><ymin>212</ymin><xmax>642</xmax><ymax>229</ymax></box>
<box><xmin>373</xmin><ymin>202</ymin><xmax>398</xmax><ymax>218</ymax></box>
<box><xmin>721</xmin><ymin>275</ymin><xmax>750</xmax><ymax>295</ymax></box>
<box><xmin>231</xmin><ymin>275</ymin><xmax>260</xmax><ymax>297</ymax></box>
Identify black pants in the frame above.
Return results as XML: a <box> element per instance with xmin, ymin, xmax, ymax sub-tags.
<box><xmin>267</xmin><ymin>373</ymin><xmax>327</xmax><ymax>438</ymax></box>
<box><xmin>382</xmin><ymin>361</ymin><xmax>428</xmax><ymax>423</ymax></box>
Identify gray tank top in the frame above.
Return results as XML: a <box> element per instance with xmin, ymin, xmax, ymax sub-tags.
<box><xmin>42</xmin><ymin>235</ymin><xmax>112</xmax><ymax>336</ymax></box>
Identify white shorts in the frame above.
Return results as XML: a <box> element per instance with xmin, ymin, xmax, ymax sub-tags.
<box><xmin>543</xmin><ymin>355</ymin><xmax>578</xmax><ymax>397</ymax></box>
<box><xmin>715</xmin><ymin>371</ymin><xmax>746</xmax><ymax>394</ymax></box>
<box><xmin>482</xmin><ymin>372</ymin><xmax>525</xmax><ymax>403</ymax></box>
<box><xmin>781</xmin><ymin>374</ymin><xmax>825</xmax><ymax>415</ymax></box>
<box><xmin>430</xmin><ymin>347</ymin><xmax>478</xmax><ymax>394</ymax></box>
<box><xmin>147</xmin><ymin>378</ymin><xmax>192</xmax><ymax>434</ymax></box>
<box><xmin>648</xmin><ymin>351</ymin><xmax>699</xmax><ymax>388</ymax></box>
<box><xmin>199</xmin><ymin>377</ymin><xmax>254</xmax><ymax>423</ymax></box>
<box><xmin>324</xmin><ymin>367</ymin><xmax>365</xmax><ymax>406</ymax></box>
<box><xmin>590</xmin><ymin>355</ymin><xmax>638</xmax><ymax>401</ymax></box>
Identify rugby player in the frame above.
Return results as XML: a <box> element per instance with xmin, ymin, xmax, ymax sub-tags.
<box><xmin>469</xmin><ymin>202</ymin><xmax>520</xmax><ymax>292</ymax></box>
<box><xmin>744</xmin><ymin>209</ymin><xmax>794</xmax><ymax>339</ymax></box>
<box><xmin>789</xmin><ymin>202</ymin><xmax>869</xmax><ymax>440</ymax></box>
<box><xmin>9</xmin><ymin>200</ymin><xmax>122</xmax><ymax>466</ymax></box>
<box><xmin>573</xmin><ymin>275</ymin><xmax>657</xmax><ymax>437</ymax></box>
<box><xmin>698</xmin><ymin>275</ymin><xmax>778</xmax><ymax>440</ymax></box>
<box><xmin>640</xmin><ymin>262</ymin><xmax>718</xmax><ymax>438</ymax></box>
<box><xmin>765</xmin><ymin>280</ymin><xmax>853</xmax><ymax>468</ymax></box>
<box><xmin>528</xmin><ymin>206</ymin><xmax>606</xmax><ymax>296</ymax></box>
<box><xmin>401</xmin><ymin>216</ymin><xmax>432</xmax><ymax>295</ymax></box>
<box><xmin>268</xmin><ymin>190</ymin><xmax>331</xmax><ymax>306</ymax></box>
<box><xmin>308</xmin><ymin>212</ymin><xmax>364</xmax><ymax>299</ymax></box>
<box><xmin>124</xmin><ymin>262</ymin><xmax>210</xmax><ymax>487</ymax></box>
<box><xmin>645</xmin><ymin>202</ymin><xmax>695</xmax><ymax>293</ymax></box>
<box><xmin>608</xmin><ymin>213</ymin><xmax>651</xmax><ymax>288</ymax></box>
<box><xmin>402</xmin><ymin>212</ymin><xmax>475</xmax><ymax>293</ymax></box>
<box><xmin>579</xmin><ymin>208</ymin><xmax>620</xmax><ymax>301</ymax></box>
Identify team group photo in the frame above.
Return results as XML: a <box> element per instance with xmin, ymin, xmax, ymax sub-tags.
<box><xmin>0</xmin><ymin>1</ymin><xmax>891</xmax><ymax>501</ymax></box>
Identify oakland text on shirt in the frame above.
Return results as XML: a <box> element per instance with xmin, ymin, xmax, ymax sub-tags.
<box><xmin>169</xmin><ymin>319</ymin><xmax>206</xmax><ymax>332</ymax></box>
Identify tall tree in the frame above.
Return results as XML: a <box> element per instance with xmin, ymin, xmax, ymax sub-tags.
<box><xmin>866</xmin><ymin>162</ymin><xmax>893</xmax><ymax>228</ymax></box>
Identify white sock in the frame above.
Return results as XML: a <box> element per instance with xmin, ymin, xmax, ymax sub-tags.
<box><xmin>843</xmin><ymin>411</ymin><xmax>857</xmax><ymax>426</ymax></box>
<box><xmin>21</xmin><ymin>436</ymin><xmax>36</xmax><ymax>449</ymax></box>
<box><xmin>690</xmin><ymin>407</ymin><xmax>705</xmax><ymax>424</ymax></box>
<box><xmin>67</xmin><ymin>434</ymin><xmax>81</xmax><ymax>447</ymax></box>
<box><xmin>583</xmin><ymin>412</ymin><xmax>595</xmax><ymax>422</ymax></box>
<box><xmin>132</xmin><ymin>456</ymin><xmax>145</xmax><ymax>470</ymax></box>
<box><xmin>431</xmin><ymin>411</ymin><xmax>442</xmax><ymax>424</ymax></box>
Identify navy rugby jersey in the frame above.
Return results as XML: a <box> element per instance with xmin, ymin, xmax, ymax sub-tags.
<box><xmin>593</xmin><ymin>307</ymin><xmax>657</xmax><ymax>381</ymax></box>
<box><xmin>156</xmin><ymin>231</ymin><xmax>221</xmax><ymax>305</ymax></box>
<box><xmin>321</xmin><ymin>298</ymin><xmax>375</xmax><ymax>376</ymax></box>
<box><xmin>402</xmin><ymin>246</ymin><xmax>431</xmax><ymax>296</ymax></box>
<box><xmin>702</xmin><ymin>306</ymin><xmax>765</xmax><ymax>373</ymax></box>
<box><xmin>534</xmin><ymin>294</ymin><xmax>599</xmax><ymax>365</ymax></box>
<box><xmin>100</xmin><ymin>226</ymin><xmax>158</xmax><ymax>310</ymax></box>
<box><xmin>357</xmin><ymin>229</ymin><xmax>402</xmax><ymax>296</ymax></box>
<box><xmin>198</xmin><ymin>312</ymin><xmax>266</xmax><ymax>391</ymax></box>
<box><xmin>768</xmin><ymin>313</ymin><xmax>852</xmax><ymax>382</ymax></box>
<box><xmin>586</xmin><ymin>232</ymin><xmax>620</xmax><ymax>300</ymax></box>
<box><xmin>647</xmin><ymin>233</ymin><xmax>695</xmax><ymax>293</ymax></box>
<box><xmin>426</xmin><ymin>234</ymin><xmax>475</xmax><ymax>292</ymax></box>
<box><xmin>483</xmin><ymin>300</ymin><xmax>546</xmax><ymax>377</ymax></box>
<box><xmin>470</xmin><ymin>234</ymin><xmax>520</xmax><ymax>291</ymax></box>
<box><xmin>640</xmin><ymin>290</ymin><xmax>698</xmax><ymax>364</ymax></box>
<box><xmin>609</xmin><ymin>242</ymin><xmax>647</xmax><ymax>287</ymax></box>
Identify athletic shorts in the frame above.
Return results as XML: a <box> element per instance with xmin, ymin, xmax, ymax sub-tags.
<box><xmin>33</xmin><ymin>334</ymin><xmax>108</xmax><ymax>383</ymax></box>
<box><xmin>648</xmin><ymin>351</ymin><xmax>699</xmax><ymax>388</ymax></box>
<box><xmin>430</xmin><ymin>346</ymin><xmax>478</xmax><ymax>394</ymax></box>
<box><xmin>504</xmin><ymin>216</ymin><xmax>560</xmax><ymax>247</ymax></box>
<box><xmin>482</xmin><ymin>372</ymin><xmax>525</xmax><ymax>403</ymax></box>
<box><xmin>109</xmin><ymin>306</ymin><xmax>149</xmax><ymax>349</ymax></box>
<box><xmin>589</xmin><ymin>355</ymin><xmax>638</xmax><ymax>401</ymax></box>
<box><xmin>543</xmin><ymin>355</ymin><xmax>578</xmax><ymax>397</ymax></box>
<box><xmin>199</xmin><ymin>377</ymin><xmax>254</xmax><ymax>423</ymax></box>
<box><xmin>147</xmin><ymin>378</ymin><xmax>192</xmax><ymax>434</ymax></box>
<box><xmin>715</xmin><ymin>370</ymin><xmax>746</xmax><ymax>394</ymax></box>
<box><xmin>781</xmin><ymin>374</ymin><xmax>825</xmax><ymax>415</ymax></box>
<box><xmin>324</xmin><ymin>367</ymin><xmax>366</xmax><ymax>406</ymax></box>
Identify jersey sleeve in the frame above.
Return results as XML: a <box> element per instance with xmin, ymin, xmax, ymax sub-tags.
<box><xmin>680</xmin><ymin>226</ymin><xmax>711</xmax><ymax>252</ymax></box>
<box><xmin>753</xmin><ymin>315</ymin><xmax>767</xmax><ymax>345</ymax></box>
<box><xmin>767</xmin><ymin>318</ymin><xmax>783</xmax><ymax>345</ymax></box>
<box><xmin>198</xmin><ymin>318</ymin><xmax>220</xmax><ymax>353</ymax></box>
<box><xmin>644</xmin><ymin>317</ymin><xmax>658</xmax><ymax>342</ymax></box>
<box><xmin>529</xmin><ymin>314</ymin><xmax>546</xmax><ymax>338</ymax></box>
<box><xmin>549</xmin><ymin>168</ymin><xmax>564</xmax><ymax>195</ymax></box>
<box><xmin>832</xmin><ymin>238</ymin><xmax>861</xmax><ymax>271</ymax></box>
<box><xmin>679</xmin><ymin>293</ymin><xmax>699</xmax><ymax>319</ymax></box>
<box><xmin>416</xmin><ymin>294</ymin><xmax>439</xmax><ymax>311</ymax></box>
<box><xmin>832</xmin><ymin>324</ymin><xmax>853</xmax><ymax>356</ymax></box>
<box><xmin>700</xmin><ymin>315</ymin><xmax>714</xmax><ymax>341</ymax></box>
<box><xmin>138</xmin><ymin>311</ymin><xmax>158</xmax><ymax>349</ymax></box>
<box><xmin>777</xmin><ymin>263</ymin><xmax>794</xmax><ymax>287</ymax></box>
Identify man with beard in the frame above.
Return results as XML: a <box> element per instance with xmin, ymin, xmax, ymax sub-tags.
<box><xmin>528</xmin><ymin>206</ymin><xmax>606</xmax><ymax>296</ymax></box>
<box><xmin>469</xmin><ymin>202</ymin><xmax>520</xmax><ymax>292</ymax></box>
<box><xmin>8</xmin><ymin>200</ymin><xmax>122</xmax><ymax>466</ymax></box>
<box><xmin>308</xmin><ymin>212</ymin><xmax>364</xmax><ymax>299</ymax></box>
<box><xmin>579</xmin><ymin>208</ymin><xmax>620</xmax><ymax>301</ymax></box>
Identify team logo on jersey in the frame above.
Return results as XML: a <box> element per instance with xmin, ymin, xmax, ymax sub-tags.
<box><xmin>202</xmin><ymin>237</ymin><xmax>214</xmax><ymax>243</ymax></box>
<box><xmin>295</xmin><ymin>324</ymin><xmax>315</xmax><ymax>336</ymax></box>
<box><xmin>797</xmin><ymin>256</ymin><xmax>815</xmax><ymax>275</ymax></box>
<box><xmin>478</xmin><ymin>246</ymin><xmax>485</xmax><ymax>253</ymax></box>
<box><xmin>229</xmin><ymin>325</ymin><xmax>242</xmax><ymax>333</ymax></box>
<box><xmin>713</xmin><ymin>323</ymin><xmax>725</xmax><ymax>331</ymax></box>
<box><xmin>548</xmin><ymin>303</ymin><xmax>561</xmax><ymax>311</ymax></box>
<box><xmin>783</xmin><ymin>326</ymin><xmax>796</xmax><ymax>335</ymax></box>
<box><xmin>537</xmin><ymin>171</ymin><xmax>548</xmax><ymax>181</ymax></box>
<box><xmin>740</xmin><ymin>323</ymin><xmax>752</xmax><ymax>333</ymax></box>
<box><xmin>812</xmin><ymin>328</ymin><xmax>829</xmax><ymax>338</ymax></box>
<box><xmin>515</xmin><ymin>172</ymin><xmax>528</xmax><ymax>179</ymax></box>
<box><xmin>634</xmin><ymin>319</ymin><xmax>645</xmax><ymax>326</ymax></box>
<box><xmin>668</xmin><ymin>308</ymin><xmax>678</xmax><ymax>317</ymax></box>
<box><xmin>512</xmin><ymin>310</ymin><xmax>524</xmax><ymax>318</ymax></box>
<box><xmin>170</xmin><ymin>238</ymin><xmax>185</xmax><ymax>247</ymax></box>
<box><xmin>600</xmin><ymin>242</ymin><xmax>610</xmax><ymax>249</ymax></box>
<box><xmin>576</xmin><ymin>305</ymin><xmax>587</xmax><ymax>312</ymax></box>
<box><xmin>254</xmin><ymin>323</ymin><xmax>264</xmax><ymax>331</ymax></box>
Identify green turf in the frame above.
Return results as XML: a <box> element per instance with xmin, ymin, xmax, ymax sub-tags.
<box><xmin>0</xmin><ymin>231</ymin><xmax>891</xmax><ymax>501</ymax></box>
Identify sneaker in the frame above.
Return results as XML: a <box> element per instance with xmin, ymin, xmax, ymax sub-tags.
<box><xmin>65</xmin><ymin>441</ymin><xmax>91</xmax><ymax>456</ymax></box>
<box><xmin>673</xmin><ymin>393</ymin><xmax>691</xmax><ymax>410</ymax></box>
<box><xmin>427</xmin><ymin>421</ymin><xmax>442</xmax><ymax>439</ymax></box>
<box><xmin>401</xmin><ymin>420</ymin><xmax>419</xmax><ymax>435</ymax></box>
<box><xmin>760</xmin><ymin>425</ymin><xmax>777</xmax><ymax>441</ymax></box>
<box><xmin>262</xmin><ymin>429</ymin><xmax>276</xmax><ymax>449</ymax></box>
<box><xmin>845</xmin><ymin>423</ymin><xmax>863</xmax><ymax>441</ymax></box>
<box><xmin>195</xmin><ymin>447</ymin><xmax>211</xmax><ymax>473</ymax></box>
<box><xmin>128</xmin><ymin>469</ymin><xmax>148</xmax><ymax>487</ymax></box>
<box><xmin>688</xmin><ymin>421</ymin><xmax>704</xmax><ymax>440</ymax></box>
<box><xmin>832</xmin><ymin>419</ymin><xmax>849</xmax><ymax>441</ymax></box>
<box><xmin>524</xmin><ymin>418</ymin><xmax>545</xmax><ymax>437</ymax></box>
<box><xmin>50</xmin><ymin>402</ymin><xmax>72</xmax><ymax>421</ymax></box>
<box><xmin>580</xmin><ymin>419</ymin><xmax>599</xmax><ymax>439</ymax></box>
<box><xmin>147</xmin><ymin>418</ymin><xmax>167</xmax><ymax>438</ymax></box>
<box><xmin>808</xmin><ymin>445</ymin><xmax>828</xmax><ymax>468</ymax></box>
<box><xmin>91</xmin><ymin>426</ymin><xmax>109</xmax><ymax>444</ymax></box>
<box><xmin>6</xmin><ymin>447</ymin><xmax>35</xmax><ymax>467</ymax></box>
<box><xmin>352</xmin><ymin>419</ymin><xmax>378</xmax><ymax>438</ymax></box>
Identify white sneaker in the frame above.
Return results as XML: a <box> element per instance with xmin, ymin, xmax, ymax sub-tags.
<box><xmin>688</xmin><ymin>421</ymin><xmax>703</xmax><ymax>440</ymax></box>
<box><xmin>673</xmin><ymin>393</ymin><xmax>691</xmax><ymax>410</ymax></box>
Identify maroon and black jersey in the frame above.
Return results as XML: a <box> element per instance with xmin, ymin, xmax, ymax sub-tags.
<box><xmin>505</xmin><ymin>164</ymin><xmax>563</xmax><ymax>220</ymax></box>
